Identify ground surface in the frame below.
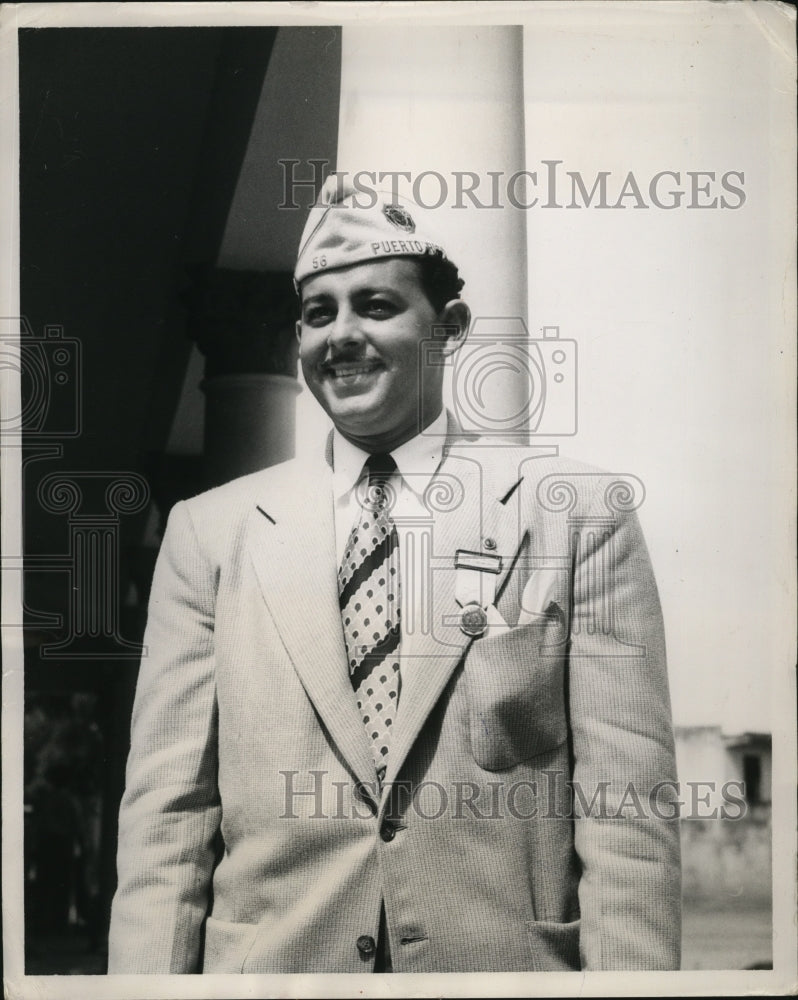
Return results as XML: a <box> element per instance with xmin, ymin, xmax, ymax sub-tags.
<box><xmin>681</xmin><ymin>897</ymin><xmax>772</xmax><ymax>970</ymax></box>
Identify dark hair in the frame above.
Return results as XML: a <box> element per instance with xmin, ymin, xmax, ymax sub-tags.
<box><xmin>415</xmin><ymin>253</ymin><xmax>465</xmax><ymax>313</ymax></box>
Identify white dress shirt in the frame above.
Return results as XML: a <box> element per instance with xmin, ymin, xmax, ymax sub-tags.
<box><xmin>331</xmin><ymin>411</ymin><xmax>509</xmax><ymax>671</ymax></box>
<box><xmin>331</xmin><ymin>409</ymin><xmax>448</xmax><ymax>564</ymax></box>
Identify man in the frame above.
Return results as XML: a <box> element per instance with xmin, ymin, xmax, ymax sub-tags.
<box><xmin>109</xmin><ymin>184</ymin><xmax>681</xmax><ymax>973</ymax></box>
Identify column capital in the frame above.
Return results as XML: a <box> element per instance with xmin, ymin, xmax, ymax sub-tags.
<box><xmin>183</xmin><ymin>265</ymin><xmax>299</xmax><ymax>379</ymax></box>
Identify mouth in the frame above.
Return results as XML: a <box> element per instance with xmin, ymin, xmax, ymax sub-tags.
<box><xmin>322</xmin><ymin>359</ymin><xmax>384</xmax><ymax>387</ymax></box>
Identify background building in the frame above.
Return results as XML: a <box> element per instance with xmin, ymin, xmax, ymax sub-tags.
<box><xmin>675</xmin><ymin>727</ymin><xmax>772</xmax><ymax>970</ymax></box>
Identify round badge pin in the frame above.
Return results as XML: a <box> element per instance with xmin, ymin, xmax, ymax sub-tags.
<box><xmin>460</xmin><ymin>602</ymin><xmax>488</xmax><ymax>637</ymax></box>
<box><xmin>383</xmin><ymin>203</ymin><xmax>416</xmax><ymax>233</ymax></box>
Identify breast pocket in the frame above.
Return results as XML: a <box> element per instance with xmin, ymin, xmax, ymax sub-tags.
<box><xmin>463</xmin><ymin>617</ymin><xmax>568</xmax><ymax>771</ymax></box>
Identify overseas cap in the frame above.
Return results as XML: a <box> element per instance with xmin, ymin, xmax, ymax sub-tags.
<box><xmin>294</xmin><ymin>176</ymin><xmax>453</xmax><ymax>287</ymax></box>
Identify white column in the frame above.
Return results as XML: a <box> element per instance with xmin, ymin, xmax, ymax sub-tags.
<box><xmin>202</xmin><ymin>374</ymin><xmax>301</xmax><ymax>486</ymax></box>
<box><xmin>332</xmin><ymin>25</ymin><xmax>530</xmax><ymax>439</ymax></box>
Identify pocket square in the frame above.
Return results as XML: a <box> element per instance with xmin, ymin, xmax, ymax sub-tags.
<box><xmin>517</xmin><ymin>569</ymin><xmax>562</xmax><ymax>627</ymax></box>
<box><xmin>484</xmin><ymin>602</ymin><xmax>511</xmax><ymax>635</ymax></box>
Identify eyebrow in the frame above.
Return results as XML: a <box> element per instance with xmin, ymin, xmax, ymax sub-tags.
<box><xmin>302</xmin><ymin>285</ymin><xmax>400</xmax><ymax>306</ymax></box>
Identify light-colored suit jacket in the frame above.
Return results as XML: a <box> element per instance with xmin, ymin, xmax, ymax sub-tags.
<box><xmin>109</xmin><ymin>430</ymin><xmax>681</xmax><ymax>974</ymax></box>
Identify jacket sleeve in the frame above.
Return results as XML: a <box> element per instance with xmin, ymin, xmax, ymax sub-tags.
<box><xmin>568</xmin><ymin>478</ymin><xmax>681</xmax><ymax>970</ymax></box>
<box><xmin>108</xmin><ymin>500</ymin><xmax>221</xmax><ymax>973</ymax></box>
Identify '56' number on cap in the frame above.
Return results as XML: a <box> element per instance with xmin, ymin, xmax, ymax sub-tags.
<box><xmin>311</xmin><ymin>255</ymin><xmax>327</xmax><ymax>269</ymax></box>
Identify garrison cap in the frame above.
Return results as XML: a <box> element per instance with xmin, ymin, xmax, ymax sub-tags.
<box><xmin>294</xmin><ymin>176</ymin><xmax>453</xmax><ymax>287</ymax></box>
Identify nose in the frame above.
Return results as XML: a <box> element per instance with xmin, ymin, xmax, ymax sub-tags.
<box><xmin>327</xmin><ymin>304</ymin><xmax>364</xmax><ymax>349</ymax></box>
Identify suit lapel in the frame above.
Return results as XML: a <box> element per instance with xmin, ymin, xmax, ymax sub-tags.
<box><xmin>382</xmin><ymin>445</ymin><xmax>528</xmax><ymax>789</ymax></box>
<box><xmin>247</xmin><ymin>454</ymin><xmax>376</xmax><ymax>789</ymax></box>
<box><xmin>246</xmin><ymin>432</ymin><xmax>536</xmax><ymax>796</ymax></box>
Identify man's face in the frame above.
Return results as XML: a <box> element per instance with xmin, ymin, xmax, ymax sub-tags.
<box><xmin>298</xmin><ymin>258</ymin><xmax>446</xmax><ymax>452</ymax></box>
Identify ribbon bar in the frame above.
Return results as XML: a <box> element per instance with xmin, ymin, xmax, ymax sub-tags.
<box><xmin>454</xmin><ymin>549</ymin><xmax>503</xmax><ymax>575</ymax></box>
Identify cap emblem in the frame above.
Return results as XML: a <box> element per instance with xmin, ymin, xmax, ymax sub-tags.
<box><xmin>382</xmin><ymin>203</ymin><xmax>416</xmax><ymax>233</ymax></box>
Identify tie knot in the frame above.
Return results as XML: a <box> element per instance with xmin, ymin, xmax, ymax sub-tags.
<box><xmin>359</xmin><ymin>453</ymin><xmax>396</xmax><ymax>513</ymax></box>
<box><xmin>364</xmin><ymin>452</ymin><xmax>397</xmax><ymax>483</ymax></box>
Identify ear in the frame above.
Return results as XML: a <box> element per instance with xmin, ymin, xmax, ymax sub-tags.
<box><xmin>434</xmin><ymin>299</ymin><xmax>471</xmax><ymax>357</ymax></box>
<box><xmin>295</xmin><ymin>319</ymin><xmax>302</xmax><ymax>344</ymax></box>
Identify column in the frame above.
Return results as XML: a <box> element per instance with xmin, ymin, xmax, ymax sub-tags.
<box><xmin>184</xmin><ymin>266</ymin><xmax>300</xmax><ymax>487</ymax></box>
<box><xmin>336</xmin><ymin>25</ymin><xmax>530</xmax><ymax>438</ymax></box>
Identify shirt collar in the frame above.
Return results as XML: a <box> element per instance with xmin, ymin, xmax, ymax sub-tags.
<box><xmin>331</xmin><ymin>408</ymin><xmax>449</xmax><ymax>502</ymax></box>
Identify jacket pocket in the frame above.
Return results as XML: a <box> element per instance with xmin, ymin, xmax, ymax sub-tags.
<box><xmin>464</xmin><ymin>618</ymin><xmax>568</xmax><ymax>771</ymax></box>
<box><xmin>202</xmin><ymin>916</ymin><xmax>259</xmax><ymax>973</ymax></box>
<box><xmin>525</xmin><ymin>918</ymin><xmax>581</xmax><ymax>971</ymax></box>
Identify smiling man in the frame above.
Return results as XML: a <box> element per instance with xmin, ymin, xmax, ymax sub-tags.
<box><xmin>298</xmin><ymin>256</ymin><xmax>469</xmax><ymax>452</ymax></box>
<box><xmin>109</xmin><ymin>185</ymin><xmax>681</xmax><ymax>975</ymax></box>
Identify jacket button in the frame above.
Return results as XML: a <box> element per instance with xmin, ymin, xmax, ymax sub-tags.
<box><xmin>356</xmin><ymin>934</ymin><xmax>377</xmax><ymax>956</ymax></box>
<box><xmin>380</xmin><ymin>820</ymin><xmax>398</xmax><ymax>842</ymax></box>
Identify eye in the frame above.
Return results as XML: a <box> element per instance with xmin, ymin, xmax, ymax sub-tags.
<box><xmin>302</xmin><ymin>303</ymin><xmax>334</xmax><ymax>327</ymax></box>
<box><xmin>362</xmin><ymin>297</ymin><xmax>398</xmax><ymax>319</ymax></box>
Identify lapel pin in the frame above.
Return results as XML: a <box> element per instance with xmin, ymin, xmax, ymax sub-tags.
<box><xmin>455</xmin><ymin>549</ymin><xmax>502</xmax><ymax>574</ymax></box>
<box><xmin>460</xmin><ymin>602</ymin><xmax>488</xmax><ymax>637</ymax></box>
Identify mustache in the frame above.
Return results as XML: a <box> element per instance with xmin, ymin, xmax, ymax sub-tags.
<box><xmin>319</xmin><ymin>352</ymin><xmax>382</xmax><ymax>372</ymax></box>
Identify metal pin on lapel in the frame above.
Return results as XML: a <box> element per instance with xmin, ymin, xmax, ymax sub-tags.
<box><xmin>459</xmin><ymin>602</ymin><xmax>488</xmax><ymax>637</ymax></box>
<box><xmin>454</xmin><ymin>549</ymin><xmax>502</xmax><ymax>574</ymax></box>
<box><xmin>455</xmin><ymin>550</ymin><xmax>503</xmax><ymax>636</ymax></box>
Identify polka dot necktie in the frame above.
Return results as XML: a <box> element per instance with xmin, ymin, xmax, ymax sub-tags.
<box><xmin>338</xmin><ymin>453</ymin><xmax>401</xmax><ymax>784</ymax></box>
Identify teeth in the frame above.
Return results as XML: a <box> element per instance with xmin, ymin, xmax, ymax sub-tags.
<box><xmin>332</xmin><ymin>365</ymin><xmax>376</xmax><ymax>376</ymax></box>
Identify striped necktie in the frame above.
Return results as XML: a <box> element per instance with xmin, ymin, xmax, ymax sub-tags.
<box><xmin>338</xmin><ymin>453</ymin><xmax>401</xmax><ymax>783</ymax></box>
